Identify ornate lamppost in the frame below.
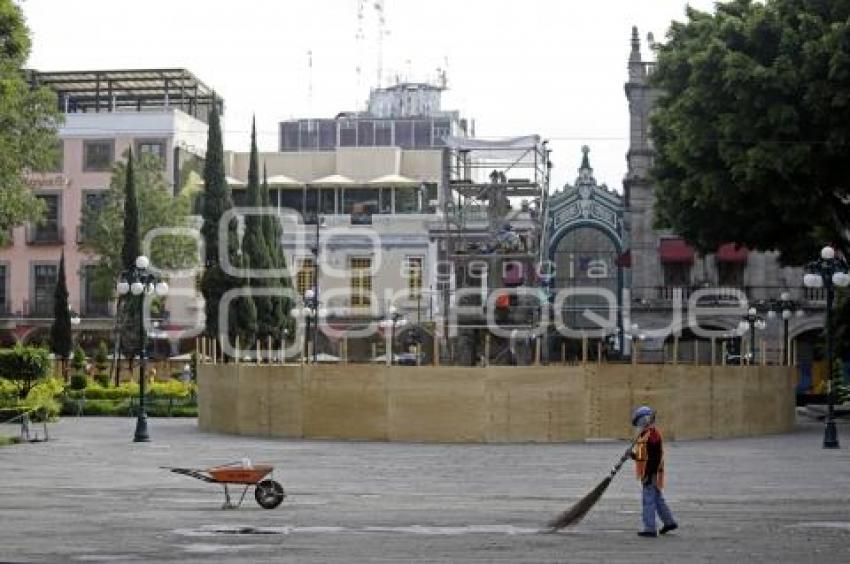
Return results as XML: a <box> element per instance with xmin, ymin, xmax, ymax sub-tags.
<box><xmin>116</xmin><ymin>255</ymin><xmax>169</xmax><ymax>443</ymax></box>
<box><xmin>803</xmin><ymin>245</ymin><xmax>850</xmax><ymax>448</ymax></box>
<box><xmin>766</xmin><ymin>292</ymin><xmax>803</xmax><ymax>366</ymax></box>
<box><xmin>381</xmin><ymin>306</ymin><xmax>407</xmax><ymax>366</ymax></box>
<box><xmin>738</xmin><ymin>307</ymin><xmax>767</xmax><ymax>365</ymax></box>
<box><xmin>301</xmin><ymin>289</ymin><xmax>317</xmax><ymax>363</ymax></box>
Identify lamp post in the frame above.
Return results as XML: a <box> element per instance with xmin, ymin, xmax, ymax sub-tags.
<box><xmin>382</xmin><ymin>306</ymin><xmax>407</xmax><ymax>366</ymax></box>
<box><xmin>803</xmin><ymin>245</ymin><xmax>850</xmax><ymax>449</ymax></box>
<box><xmin>738</xmin><ymin>307</ymin><xmax>766</xmax><ymax>365</ymax></box>
<box><xmin>768</xmin><ymin>292</ymin><xmax>802</xmax><ymax>366</ymax></box>
<box><xmin>302</xmin><ymin>289</ymin><xmax>317</xmax><ymax>363</ymax></box>
<box><xmin>116</xmin><ymin>255</ymin><xmax>169</xmax><ymax>443</ymax></box>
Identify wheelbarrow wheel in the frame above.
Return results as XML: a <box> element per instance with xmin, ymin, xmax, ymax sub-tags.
<box><xmin>255</xmin><ymin>479</ymin><xmax>285</xmax><ymax>509</ymax></box>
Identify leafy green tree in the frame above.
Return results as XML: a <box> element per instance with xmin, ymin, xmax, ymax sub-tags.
<box><xmin>80</xmin><ymin>151</ymin><xmax>195</xmax><ymax>302</ymax></box>
<box><xmin>0</xmin><ymin>0</ymin><xmax>63</xmax><ymax>243</ymax></box>
<box><xmin>650</xmin><ymin>0</ymin><xmax>850</xmax><ymax>264</ymax></box>
<box><xmin>49</xmin><ymin>252</ymin><xmax>72</xmax><ymax>375</ymax></box>
<box><xmin>0</xmin><ymin>345</ymin><xmax>51</xmax><ymax>398</ymax></box>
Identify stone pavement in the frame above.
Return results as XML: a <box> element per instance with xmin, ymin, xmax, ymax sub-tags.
<box><xmin>1</xmin><ymin>417</ymin><xmax>849</xmax><ymax>563</ymax></box>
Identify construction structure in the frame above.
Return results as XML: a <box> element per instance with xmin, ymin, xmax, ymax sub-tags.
<box><xmin>429</xmin><ymin>135</ymin><xmax>552</xmax><ymax>365</ymax></box>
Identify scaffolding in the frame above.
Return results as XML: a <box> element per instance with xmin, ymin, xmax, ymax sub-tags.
<box><xmin>433</xmin><ymin>135</ymin><xmax>552</xmax><ymax>365</ymax></box>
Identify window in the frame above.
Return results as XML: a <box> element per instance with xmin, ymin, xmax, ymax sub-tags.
<box><xmin>80</xmin><ymin>191</ymin><xmax>107</xmax><ymax>242</ymax></box>
<box><xmin>343</xmin><ymin>188</ymin><xmax>379</xmax><ymax>214</ymax></box>
<box><xmin>663</xmin><ymin>263</ymin><xmax>691</xmax><ymax>287</ymax></box>
<box><xmin>350</xmin><ymin>257</ymin><xmax>372</xmax><ymax>307</ymax></box>
<box><xmin>0</xmin><ymin>265</ymin><xmax>7</xmax><ymax>314</ymax></box>
<box><xmin>31</xmin><ymin>263</ymin><xmax>57</xmax><ymax>316</ymax></box>
<box><xmin>378</xmin><ymin>188</ymin><xmax>392</xmax><ymax>214</ymax></box>
<box><xmin>414</xmin><ymin>120</ymin><xmax>431</xmax><ymax>147</ymax></box>
<box><xmin>279</xmin><ymin>189</ymin><xmax>304</xmax><ymax>215</ymax></box>
<box><xmin>395</xmin><ymin>186</ymin><xmax>420</xmax><ymax>214</ymax></box>
<box><xmin>296</xmin><ymin>257</ymin><xmax>315</xmax><ymax>298</ymax></box>
<box><xmin>300</xmin><ymin>120</ymin><xmax>319</xmax><ymax>150</ymax></box>
<box><xmin>433</xmin><ymin>120</ymin><xmax>451</xmax><ymax>146</ymax></box>
<box><xmin>344</xmin><ymin>188</ymin><xmax>378</xmax><ymax>225</ymax></box>
<box><xmin>319</xmin><ymin>189</ymin><xmax>336</xmax><ymax>214</ymax></box>
<box><xmin>357</xmin><ymin>120</ymin><xmax>374</xmax><ymax>147</ymax></box>
<box><xmin>82</xmin><ymin>265</ymin><xmax>110</xmax><ymax>316</ymax></box>
<box><xmin>30</xmin><ymin>194</ymin><xmax>61</xmax><ymax>244</ymax></box>
<box><xmin>375</xmin><ymin>121</ymin><xmax>392</xmax><ymax>145</ymax></box>
<box><xmin>83</xmin><ymin>140</ymin><xmax>114</xmax><ymax>172</ymax></box>
<box><xmin>135</xmin><ymin>139</ymin><xmax>167</xmax><ymax>168</ymax></box>
<box><xmin>395</xmin><ymin>120</ymin><xmax>413</xmax><ymax>148</ymax></box>
<box><xmin>339</xmin><ymin>120</ymin><xmax>357</xmax><ymax>147</ymax></box>
<box><xmin>281</xmin><ymin>122</ymin><xmax>299</xmax><ymax>151</ymax></box>
<box><xmin>405</xmin><ymin>257</ymin><xmax>423</xmax><ymax>299</ymax></box>
<box><xmin>318</xmin><ymin>120</ymin><xmax>336</xmax><ymax>149</ymax></box>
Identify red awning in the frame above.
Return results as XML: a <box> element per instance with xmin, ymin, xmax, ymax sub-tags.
<box><xmin>716</xmin><ymin>243</ymin><xmax>749</xmax><ymax>263</ymax></box>
<box><xmin>659</xmin><ymin>238</ymin><xmax>695</xmax><ymax>264</ymax></box>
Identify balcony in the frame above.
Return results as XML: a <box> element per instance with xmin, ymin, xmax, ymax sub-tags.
<box><xmin>23</xmin><ymin>299</ymin><xmax>54</xmax><ymax>318</ymax></box>
<box><xmin>26</xmin><ymin>224</ymin><xmax>64</xmax><ymax>245</ymax></box>
<box><xmin>82</xmin><ymin>301</ymin><xmax>112</xmax><ymax>318</ymax></box>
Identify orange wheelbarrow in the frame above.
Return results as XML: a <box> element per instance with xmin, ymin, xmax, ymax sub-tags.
<box><xmin>163</xmin><ymin>462</ymin><xmax>286</xmax><ymax>509</ymax></box>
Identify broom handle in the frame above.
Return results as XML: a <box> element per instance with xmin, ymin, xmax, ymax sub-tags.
<box><xmin>609</xmin><ymin>426</ymin><xmax>648</xmax><ymax>477</ymax></box>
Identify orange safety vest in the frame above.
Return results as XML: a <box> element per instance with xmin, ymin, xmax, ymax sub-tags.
<box><xmin>632</xmin><ymin>426</ymin><xmax>665</xmax><ymax>489</ymax></box>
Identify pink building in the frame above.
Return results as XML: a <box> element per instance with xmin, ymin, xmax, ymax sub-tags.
<box><xmin>0</xmin><ymin>69</ymin><xmax>217</xmax><ymax>348</ymax></box>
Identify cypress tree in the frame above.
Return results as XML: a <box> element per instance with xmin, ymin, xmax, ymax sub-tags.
<box><xmin>50</xmin><ymin>251</ymin><xmax>73</xmax><ymax>373</ymax></box>
<box><xmin>262</xmin><ymin>165</ymin><xmax>289</xmax><ymax>338</ymax></box>
<box><xmin>199</xmin><ymin>98</ymin><xmax>240</xmax><ymax>340</ymax></box>
<box><xmin>121</xmin><ymin>150</ymin><xmax>140</xmax><ymax>270</ymax></box>
<box><xmin>120</xmin><ymin>151</ymin><xmax>141</xmax><ymax>355</ymax></box>
<box><xmin>243</xmin><ymin>117</ymin><xmax>274</xmax><ymax>339</ymax></box>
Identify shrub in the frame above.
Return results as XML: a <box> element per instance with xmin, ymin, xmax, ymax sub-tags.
<box><xmin>69</xmin><ymin>374</ymin><xmax>87</xmax><ymax>390</ymax></box>
<box><xmin>148</xmin><ymin>379</ymin><xmax>194</xmax><ymax>399</ymax></box>
<box><xmin>23</xmin><ymin>378</ymin><xmax>64</xmax><ymax>420</ymax></box>
<box><xmin>94</xmin><ymin>341</ymin><xmax>109</xmax><ymax>373</ymax></box>
<box><xmin>0</xmin><ymin>345</ymin><xmax>52</xmax><ymax>398</ymax></box>
<box><xmin>93</xmin><ymin>374</ymin><xmax>110</xmax><ymax>388</ymax></box>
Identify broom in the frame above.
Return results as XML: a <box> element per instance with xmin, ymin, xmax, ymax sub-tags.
<box><xmin>547</xmin><ymin>432</ymin><xmax>643</xmax><ymax>531</ymax></box>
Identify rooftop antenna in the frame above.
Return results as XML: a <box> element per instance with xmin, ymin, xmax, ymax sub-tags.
<box><xmin>307</xmin><ymin>49</ymin><xmax>313</xmax><ymax>115</ymax></box>
<box><xmin>374</xmin><ymin>0</ymin><xmax>387</xmax><ymax>88</ymax></box>
<box><xmin>355</xmin><ymin>0</ymin><xmax>365</xmax><ymax>108</ymax></box>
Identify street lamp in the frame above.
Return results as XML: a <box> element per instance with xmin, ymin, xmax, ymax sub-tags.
<box><xmin>803</xmin><ymin>245</ymin><xmax>850</xmax><ymax>448</ymax></box>
<box><xmin>302</xmin><ymin>289</ymin><xmax>319</xmax><ymax>363</ymax></box>
<box><xmin>770</xmin><ymin>292</ymin><xmax>803</xmax><ymax>366</ymax></box>
<box><xmin>116</xmin><ymin>255</ymin><xmax>169</xmax><ymax>443</ymax></box>
<box><xmin>739</xmin><ymin>307</ymin><xmax>767</xmax><ymax>365</ymax></box>
<box><xmin>382</xmin><ymin>306</ymin><xmax>407</xmax><ymax>365</ymax></box>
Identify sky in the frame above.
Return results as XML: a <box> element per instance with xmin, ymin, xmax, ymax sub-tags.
<box><xmin>21</xmin><ymin>0</ymin><xmax>716</xmax><ymax>193</ymax></box>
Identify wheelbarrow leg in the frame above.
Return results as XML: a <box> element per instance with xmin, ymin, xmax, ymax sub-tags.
<box><xmin>222</xmin><ymin>484</ymin><xmax>235</xmax><ymax>510</ymax></box>
<box><xmin>236</xmin><ymin>485</ymin><xmax>250</xmax><ymax>508</ymax></box>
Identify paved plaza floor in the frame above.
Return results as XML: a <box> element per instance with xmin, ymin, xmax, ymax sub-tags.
<box><xmin>1</xmin><ymin>416</ymin><xmax>849</xmax><ymax>563</ymax></box>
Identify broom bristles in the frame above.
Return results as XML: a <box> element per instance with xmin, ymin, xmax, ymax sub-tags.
<box><xmin>547</xmin><ymin>475</ymin><xmax>613</xmax><ymax>531</ymax></box>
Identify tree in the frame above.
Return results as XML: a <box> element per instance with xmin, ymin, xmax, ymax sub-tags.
<box><xmin>49</xmin><ymin>252</ymin><xmax>73</xmax><ymax>376</ymax></box>
<box><xmin>262</xmin><ymin>164</ymin><xmax>292</xmax><ymax>338</ymax></box>
<box><xmin>199</xmin><ymin>99</ymin><xmax>244</xmax><ymax>345</ymax></box>
<box><xmin>0</xmin><ymin>0</ymin><xmax>62</xmax><ymax>244</ymax></box>
<box><xmin>650</xmin><ymin>0</ymin><xmax>850</xmax><ymax>264</ymax></box>
<box><xmin>242</xmin><ymin>118</ymin><xmax>273</xmax><ymax>340</ymax></box>
<box><xmin>79</xmin><ymin>151</ymin><xmax>195</xmax><ymax>302</ymax></box>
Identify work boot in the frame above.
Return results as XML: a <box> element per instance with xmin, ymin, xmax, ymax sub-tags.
<box><xmin>637</xmin><ymin>531</ymin><xmax>657</xmax><ymax>538</ymax></box>
<box><xmin>659</xmin><ymin>523</ymin><xmax>678</xmax><ymax>535</ymax></box>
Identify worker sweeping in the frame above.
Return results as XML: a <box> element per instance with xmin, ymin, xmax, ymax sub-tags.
<box><xmin>631</xmin><ymin>405</ymin><xmax>678</xmax><ymax>538</ymax></box>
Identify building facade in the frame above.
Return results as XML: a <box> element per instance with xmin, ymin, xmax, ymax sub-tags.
<box><xmin>0</xmin><ymin>69</ymin><xmax>216</xmax><ymax>347</ymax></box>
